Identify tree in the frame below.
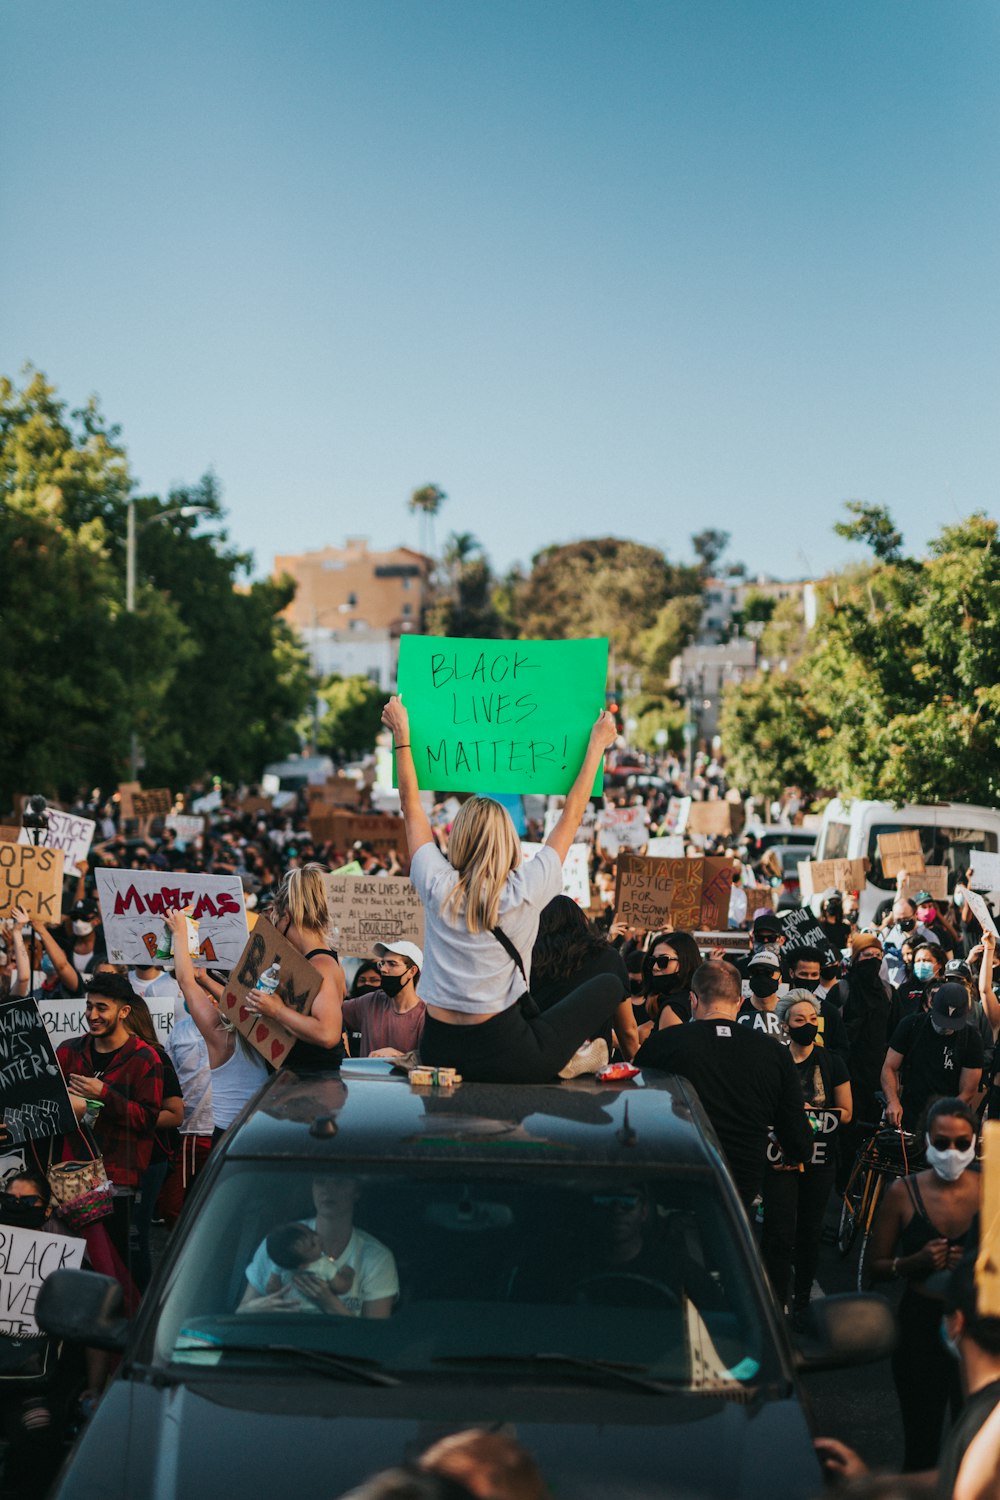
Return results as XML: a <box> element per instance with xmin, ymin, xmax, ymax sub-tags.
<box><xmin>636</xmin><ymin>595</ymin><xmax>703</xmax><ymax>677</ymax></box>
<box><xmin>517</xmin><ymin>538</ymin><xmax>700</xmax><ymax>664</ymax></box>
<box><xmin>718</xmin><ymin>669</ymin><xmax>816</xmax><ymax>803</ymax></box>
<box><xmin>312</xmin><ymin>675</ymin><xmax>385</xmax><ymax>759</ymax></box>
<box><xmin>833</xmin><ymin>501</ymin><xmax>903</xmax><ymax>562</ymax></box>
<box><xmin>408</xmin><ymin>483</ymin><xmax>447</xmax><ymax>563</ymax></box>
<box><xmin>691</xmin><ymin>528</ymin><xmax>730</xmax><ymax>577</ymax></box>
<box><xmin>627</xmin><ymin>692</ymin><xmax>687</xmax><ymax>754</ymax></box>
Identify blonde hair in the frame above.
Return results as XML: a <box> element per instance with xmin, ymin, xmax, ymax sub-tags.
<box><xmin>273</xmin><ymin>863</ymin><xmax>331</xmax><ymax>938</ymax></box>
<box><xmin>443</xmin><ymin>797</ymin><xmax>521</xmax><ymax>934</ymax></box>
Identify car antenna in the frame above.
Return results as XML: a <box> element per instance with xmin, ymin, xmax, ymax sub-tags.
<box><xmin>617</xmin><ymin>1099</ymin><xmax>637</xmax><ymax>1147</ymax></box>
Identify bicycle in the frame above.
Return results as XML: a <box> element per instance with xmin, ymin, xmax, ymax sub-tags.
<box><xmin>837</xmin><ymin>1123</ymin><xmax>924</xmax><ymax>1291</ymax></box>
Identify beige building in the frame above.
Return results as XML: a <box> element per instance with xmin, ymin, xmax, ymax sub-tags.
<box><xmin>274</xmin><ymin>537</ymin><xmax>432</xmax><ymax>689</ymax></box>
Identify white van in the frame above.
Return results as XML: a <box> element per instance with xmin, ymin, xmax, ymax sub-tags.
<box><xmin>261</xmin><ymin>755</ymin><xmax>335</xmax><ymax>797</ymax></box>
<box><xmin>817</xmin><ymin>798</ymin><xmax>1000</xmax><ymax>891</ymax></box>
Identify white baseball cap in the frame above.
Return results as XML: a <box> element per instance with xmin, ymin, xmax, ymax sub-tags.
<box><xmin>373</xmin><ymin>940</ymin><xmax>423</xmax><ymax>969</ymax></box>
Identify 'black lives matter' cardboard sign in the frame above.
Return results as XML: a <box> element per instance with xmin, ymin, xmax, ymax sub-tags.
<box><xmin>0</xmin><ymin>997</ymin><xmax>76</xmax><ymax>1145</ymax></box>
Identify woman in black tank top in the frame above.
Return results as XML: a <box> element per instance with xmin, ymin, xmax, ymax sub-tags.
<box><xmin>243</xmin><ymin>867</ymin><xmax>346</xmax><ymax>1072</ymax></box>
<box><xmin>867</xmin><ymin>1097</ymin><xmax>981</xmax><ymax>1471</ymax></box>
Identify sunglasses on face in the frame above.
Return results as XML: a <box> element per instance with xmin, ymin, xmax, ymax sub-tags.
<box><xmin>930</xmin><ymin>1136</ymin><xmax>973</xmax><ymax>1152</ymax></box>
<box><xmin>651</xmin><ymin>954</ymin><xmax>678</xmax><ymax>970</ymax></box>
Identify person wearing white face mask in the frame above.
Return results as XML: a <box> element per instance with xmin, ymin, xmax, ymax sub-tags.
<box><xmin>30</xmin><ymin>896</ymin><xmax>107</xmax><ymax>996</ymax></box>
<box><xmin>867</xmin><ymin>1097</ymin><xmax>982</xmax><ymax>1472</ymax></box>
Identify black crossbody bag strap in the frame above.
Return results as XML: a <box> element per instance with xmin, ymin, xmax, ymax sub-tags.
<box><xmin>490</xmin><ymin>926</ymin><xmax>540</xmax><ymax>1019</ymax></box>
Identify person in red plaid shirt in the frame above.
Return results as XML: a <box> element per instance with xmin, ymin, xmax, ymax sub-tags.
<box><xmin>56</xmin><ymin>972</ymin><xmax>163</xmax><ymax>1265</ymax></box>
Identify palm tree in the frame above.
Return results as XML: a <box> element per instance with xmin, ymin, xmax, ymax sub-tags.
<box><xmin>408</xmin><ymin>484</ymin><xmax>447</xmax><ymax>565</ymax></box>
<box><xmin>442</xmin><ymin>531</ymin><xmax>481</xmax><ymax>593</ymax></box>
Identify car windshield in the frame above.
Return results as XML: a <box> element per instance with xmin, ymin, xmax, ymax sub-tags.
<box><xmin>150</xmin><ymin>1164</ymin><xmax>776</xmax><ymax>1392</ymax></box>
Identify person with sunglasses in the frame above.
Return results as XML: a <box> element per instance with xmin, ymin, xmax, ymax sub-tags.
<box><xmin>867</xmin><ymin>1096</ymin><xmax>982</xmax><ymax>1472</ymax></box>
<box><xmin>639</xmin><ymin>931</ymin><xmax>701</xmax><ymax>1032</ymax></box>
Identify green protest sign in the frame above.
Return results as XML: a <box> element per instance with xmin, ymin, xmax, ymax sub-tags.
<box><xmin>396</xmin><ymin>634</ymin><xmax>609</xmax><ymax>795</ymax></box>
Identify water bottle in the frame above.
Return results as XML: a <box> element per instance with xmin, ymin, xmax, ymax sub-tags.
<box><xmin>257</xmin><ymin>960</ymin><xmax>282</xmax><ymax>996</ymax></box>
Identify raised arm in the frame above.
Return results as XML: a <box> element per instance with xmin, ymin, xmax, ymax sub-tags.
<box><xmin>165</xmin><ymin>909</ymin><xmax>231</xmax><ymax>1067</ymax></box>
<box><xmin>32</xmin><ymin>919</ymin><xmax>82</xmax><ymax>994</ymax></box>
<box><xmin>977</xmin><ymin>931</ymin><xmax>1000</xmax><ymax>1034</ymax></box>
<box><xmin>545</xmin><ymin>711</ymin><xmax>618</xmax><ymax>864</ymax></box>
<box><xmin>9</xmin><ymin>906</ymin><xmax>32</xmax><ymax>998</ymax></box>
<box><xmin>381</xmin><ymin>695</ymin><xmax>433</xmax><ymax>857</ymax></box>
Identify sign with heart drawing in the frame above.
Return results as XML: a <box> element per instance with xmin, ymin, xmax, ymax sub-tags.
<box><xmin>222</xmin><ymin>917</ymin><xmax>323</xmax><ymax>1069</ymax></box>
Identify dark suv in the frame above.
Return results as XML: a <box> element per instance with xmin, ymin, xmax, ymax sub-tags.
<box><xmin>39</xmin><ymin>1069</ymin><xmax>893</xmax><ymax>1499</ymax></box>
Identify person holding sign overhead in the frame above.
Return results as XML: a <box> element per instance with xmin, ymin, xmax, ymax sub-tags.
<box><xmin>382</xmin><ymin>694</ymin><xmax>623</xmax><ymax>1082</ymax></box>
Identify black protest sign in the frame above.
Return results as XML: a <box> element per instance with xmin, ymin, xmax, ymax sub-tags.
<box><xmin>0</xmin><ymin>997</ymin><xmax>76</xmax><ymax>1144</ymax></box>
<box><xmin>781</xmin><ymin>907</ymin><xmax>839</xmax><ymax>965</ymax></box>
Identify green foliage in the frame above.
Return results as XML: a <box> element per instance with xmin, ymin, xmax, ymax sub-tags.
<box><xmin>721</xmin><ymin>509</ymin><xmax>1000</xmax><ymax>806</ymax></box>
<box><xmin>627</xmin><ymin>693</ymin><xmax>687</xmax><ymax>754</ymax></box>
<box><xmin>313</xmin><ymin>675</ymin><xmax>385</xmax><ymax>759</ymax></box>
<box><xmin>636</xmin><ymin>595</ymin><xmax>703</xmax><ymax>677</ymax></box>
<box><xmin>517</xmin><ymin>538</ymin><xmax>700</xmax><ymax>663</ymax></box>
<box><xmin>691</xmin><ymin>528</ymin><xmax>730</xmax><ymax>576</ymax></box>
<box><xmin>833</xmin><ymin>501</ymin><xmax>903</xmax><ymax>562</ymax></box>
<box><xmin>0</xmin><ymin>369</ymin><xmax>312</xmax><ymax>801</ymax></box>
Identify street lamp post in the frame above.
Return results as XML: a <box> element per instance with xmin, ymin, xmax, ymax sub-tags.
<box><xmin>125</xmin><ymin>500</ymin><xmax>210</xmax><ymax>777</ymax></box>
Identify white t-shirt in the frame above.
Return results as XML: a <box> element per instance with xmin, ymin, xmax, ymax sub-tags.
<box><xmin>409</xmin><ymin>840</ymin><xmax>563</xmax><ymax>1015</ymax></box>
<box><xmin>129</xmin><ymin>970</ymin><xmax>182</xmax><ymax>1002</ymax></box>
<box><xmin>245</xmin><ymin>1222</ymin><xmax>398</xmax><ymax>1316</ymax></box>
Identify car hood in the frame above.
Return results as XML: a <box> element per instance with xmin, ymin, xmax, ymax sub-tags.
<box><xmin>54</xmin><ymin>1374</ymin><xmax>822</xmax><ymax>1500</ymax></box>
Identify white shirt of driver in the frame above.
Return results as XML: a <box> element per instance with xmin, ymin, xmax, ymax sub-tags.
<box><xmin>245</xmin><ymin>1222</ymin><xmax>399</xmax><ymax>1316</ymax></box>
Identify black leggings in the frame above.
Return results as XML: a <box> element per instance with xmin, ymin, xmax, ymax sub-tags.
<box><xmin>892</xmin><ymin>1287</ymin><xmax>963</xmax><ymax>1471</ymax></box>
<box><xmin>761</xmin><ymin>1167</ymin><xmax>835</xmax><ymax>1310</ymax></box>
<box><xmin>419</xmin><ymin>976</ymin><xmax>622</xmax><ymax>1083</ymax></box>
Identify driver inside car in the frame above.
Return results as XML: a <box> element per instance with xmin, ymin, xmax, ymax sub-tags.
<box><xmin>238</xmin><ymin>1175</ymin><xmax>399</xmax><ymax>1318</ymax></box>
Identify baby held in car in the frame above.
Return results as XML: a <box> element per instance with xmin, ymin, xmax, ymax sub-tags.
<box><xmin>241</xmin><ymin>1221</ymin><xmax>357</xmax><ymax>1315</ymax></box>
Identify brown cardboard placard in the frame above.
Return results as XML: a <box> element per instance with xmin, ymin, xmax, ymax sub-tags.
<box><xmin>877</xmin><ymin>831</ymin><xmax>925</xmax><ymax>879</ymax></box>
<box><xmin>132</xmin><ymin>787</ymin><xmax>172</xmax><ymax>820</ymax></box>
<box><xmin>899</xmin><ymin>866</ymin><xmax>949</xmax><ymax>903</ymax></box>
<box><xmin>686</xmin><ymin>800</ymin><xmax>732</xmax><ymax>839</ymax></box>
<box><xmin>0</xmin><ymin>845</ymin><xmax>65</xmax><ymax>921</ymax></box>
<box><xmin>116</xmin><ymin>782</ymin><xmax>142</xmax><ymax>820</ymax></box>
<box><xmin>976</xmin><ymin>1121</ymin><xmax>1000</xmax><ymax>1318</ymax></box>
<box><xmin>239</xmin><ymin>794</ymin><xmax>274</xmax><ymax>818</ymax></box>
<box><xmin>614</xmin><ymin>854</ymin><xmax>734</xmax><ymax>933</ymax></box>
<box><xmin>221</xmin><ymin>917</ymin><xmax>323</xmax><ymax>1069</ymax></box>
<box><xmin>325</xmin><ymin>874</ymin><xmax>424</xmax><ymax>954</ymax></box>
<box><xmin>307</xmin><ymin>777</ymin><xmax>364</xmax><ymax>809</ymax></box>
<box><xmin>743</xmin><ymin>887</ymin><xmax>779</xmax><ymax>919</ymax></box>
<box><xmin>797</xmin><ymin>858</ymin><xmax>868</xmax><ymax>902</ymax></box>
<box><xmin>0</xmin><ymin>825</ymin><xmax>21</xmax><ymax>844</ymax></box>
<box><xmin>308</xmin><ymin>811</ymin><xmax>408</xmax><ymax>859</ymax></box>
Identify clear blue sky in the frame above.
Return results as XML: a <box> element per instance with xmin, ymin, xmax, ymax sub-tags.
<box><xmin>3</xmin><ymin>1</ymin><xmax>998</xmax><ymax>583</ymax></box>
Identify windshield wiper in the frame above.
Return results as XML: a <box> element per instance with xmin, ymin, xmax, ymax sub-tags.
<box><xmin>175</xmin><ymin>1341</ymin><xmax>399</xmax><ymax>1387</ymax></box>
<box><xmin>433</xmin><ymin>1352</ymin><xmax>675</xmax><ymax>1394</ymax></box>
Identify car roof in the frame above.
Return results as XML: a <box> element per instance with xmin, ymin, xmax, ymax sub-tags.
<box><xmin>223</xmin><ymin>1070</ymin><xmax>723</xmax><ymax>1171</ymax></box>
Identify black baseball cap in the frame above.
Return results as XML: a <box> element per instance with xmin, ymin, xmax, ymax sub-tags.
<box><xmin>70</xmin><ymin>898</ymin><xmax>99</xmax><ymax>921</ymax></box>
<box><xmin>930</xmin><ymin>981</ymin><xmax>971</xmax><ymax>1033</ymax></box>
<box><xmin>752</xmin><ymin>912</ymin><xmax>784</xmax><ymax>939</ymax></box>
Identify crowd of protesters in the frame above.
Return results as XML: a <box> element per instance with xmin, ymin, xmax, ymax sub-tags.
<box><xmin>2</xmin><ymin>707</ymin><xmax>1000</xmax><ymax>1498</ymax></box>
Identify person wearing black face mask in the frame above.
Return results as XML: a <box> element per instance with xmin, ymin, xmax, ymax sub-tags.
<box><xmin>760</xmin><ymin>993</ymin><xmax>852</xmax><ymax>1326</ymax></box>
<box><xmin>737</xmin><ymin>949</ymin><xmax>785</xmax><ymax>1039</ymax></box>
<box><xmin>340</xmin><ymin>941</ymin><xmax>427</xmax><ymax>1058</ymax></box>
<box><xmin>639</xmin><ymin>931</ymin><xmax>701</xmax><ymax>1032</ymax></box>
<box><xmin>787</xmin><ymin>947</ymin><xmax>850</xmax><ymax>1063</ymax></box>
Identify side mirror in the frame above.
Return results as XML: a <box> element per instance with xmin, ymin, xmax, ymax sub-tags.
<box><xmin>35</xmin><ymin>1270</ymin><xmax>129</xmax><ymax>1352</ymax></box>
<box><xmin>794</xmin><ymin>1292</ymin><xmax>896</xmax><ymax>1373</ymax></box>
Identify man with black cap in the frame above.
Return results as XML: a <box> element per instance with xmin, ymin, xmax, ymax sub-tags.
<box><xmin>733</xmin><ymin>911</ymin><xmax>787</xmax><ymax>978</ymax></box>
<box><xmin>737</xmin><ymin>948</ymin><xmax>785</xmax><ymax>1038</ymax></box>
<box><xmin>882</xmin><ymin>981</ymin><xmax>984</xmax><ymax>1129</ymax></box>
<box><xmin>342</xmin><ymin>941</ymin><xmax>425</xmax><ymax>1058</ymax></box>
<box><xmin>816</xmin><ymin>1250</ymin><xmax>1000</xmax><ymax>1496</ymax></box>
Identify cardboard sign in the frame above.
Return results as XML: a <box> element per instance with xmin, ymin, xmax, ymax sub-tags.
<box><xmin>899</xmin><ymin>866</ymin><xmax>949</xmax><ymax>903</ymax></box>
<box><xmin>239</xmin><ymin>794</ymin><xmax>273</xmax><ymax>818</ymax></box>
<box><xmin>0</xmin><ymin>826</ymin><xmax>20</xmax><ymax>844</ymax></box>
<box><xmin>614</xmin><ymin>854</ymin><xmax>676</xmax><ymax>931</ymax></box>
<box><xmin>133</xmin><ymin>787</ymin><xmax>172</xmax><ymax>820</ymax></box>
<box><xmin>38</xmin><ymin>995</ymin><xmax>176</xmax><ymax>1049</ymax></box>
<box><xmin>222</xmin><ymin>918</ymin><xmax>322</xmax><ymax>1068</ymax></box>
<box><xmin>647</xmin><ymin>835</ymin><xmax>686</xmax><ymax>859</ymax></box>
<box><xmin>395</xmin><ymin>634</ymin><xmax>609</xmax><ymax>795</ymax></box>
<box><xmin>665</xmin><ymin>797</ymin><xmax>691</xmax><ymax>834</ymax></box>
<box><xmin>595</xmin><ymin>806</ymin><xmax>649</xmax><ymax>857</ymax></box>
<box><xmin>325</xmin><ymin>875</ymin><xmax>425</xmax><ymax>954</ymax></box>
<box><xmin>0</xmin><ymin>997</ymin><xmax>76</xmax><ymax>1144</ymax></box>
<box><xmin>521</xmin><ymin>842</ymin><xmax>592</xmax><ymax>908</ymax></box>
<box><xmin>614</xmin><ymin>854</ymin><xmax>734</xmax><ymax>933</ymax></box>
<box><xmin>18</xmin><ymin>809</ymin><xmax>94</xmax><ymax>872</ymax></box>
<box><xmin>781</xmin><ymin>907</ymin><xmax>839</xmax><ymax>965</ymax></box>
<box><xmin>743</xmin><ymin>887</ymin><xmax>778</xmax><ymax>919</ymax></box>
<box><xmin>542</xmin><ymin>804</ymin><xmax>596</xmax><ymax>846</ymax></box>
<box><xmin>116</xmin><ymin>781</ymin><xmax>141</xmax><ymax>819</ymax></box>
<box><xmin>165</xmin><ymin>814</ymin><xmax>205</xmax><ymax>842</ymax></box>
<box><xmin>686</xmin><ymin>801</ymin><xmax>732</xmax><ymax>839</ymax></box>
<box><xmin>0</xmin><ymin>845</ymin><xmax>65</xmax><ymax>922</ymax></box>
<box><xmin>308</xmin><ymin>777</ymin><xmax>363</xmax><ymax>809</ymax></box>
<box><xmin>877</xmin><ymin>830</ymin><xmax>925</xmax><ymax>878</ymax></box>
<box><xmin>307</xmin><ymin>811</ymin><xmax>407</xmax><ymax>858</ymax></box>
<box><xmin>797</xmin><ymin>858</ymin><xmax>868</xmax><ymax>902</ymax></box>
<box><xmin>958</xmin><ymin>886</ymin><xmax>999</xmax><ymax>940</ymax></box>
<box><xmin>976</xmin><ymin>1120</ymin><xmax>1000</xmax><ymax>1318</ymax></box>
<box><xmin>694</xmin><ymin>930</ymin><xmax>748</xmax><ymax>952</ymax></box>
<box><xmin>95</xmin><ymin>868</ymin><xmax>249</xmax><ymax>969</ymax></box>
<box><xmin>969</xmin><ymin>852</ymin><xmax>1000</xmax><ymax>894</ymax></box>
<box><xmin>0</xmin><ymin>1224</ymin><xmax>86</xmax><ymax>1338</ymax></box>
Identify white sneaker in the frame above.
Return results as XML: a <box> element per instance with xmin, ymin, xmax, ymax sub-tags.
<box><xmin>558</xmin><ymin>1038</ymin><xmax>610</xmax><ymax>1079</ymax></box>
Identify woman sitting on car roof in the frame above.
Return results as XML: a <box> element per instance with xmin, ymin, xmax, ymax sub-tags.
<box><xmin>381</xmin><ymin>695</ymin><xmax>622</xmax><ymax>1084</ymax></box>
